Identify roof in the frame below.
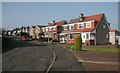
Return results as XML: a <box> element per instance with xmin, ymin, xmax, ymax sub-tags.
<box><xmin>36</xmin><ymin>25</ymin><xmax>46</xmax><ymax>28</ymax></box>
<box><xmin>31</xmin><ymin>26</ymin><xmax>35</xmax><ymax>28</ymax></box>
<box><xmin>69</xmin><ymin>13</ymin><xmax>104</xmax><ymax>24</ymax></box>
<box><xmin>69</xmin><ymin>13</ymin><xmax>106</xmax><ymax>32</ymax></box>
<box><xmin>83</xmin><ymin>13</ymin><xmax>103</xmax><ymax>22</ymax></box>
<box><xmin>54</xmin><ymin>20</ymin><xmax>67</xmax><ymax>26</ymax></box>
<box><xmin>110</xmin><ymin>29</ymin><xmax>117</xmax><ymax>32</ymax></box>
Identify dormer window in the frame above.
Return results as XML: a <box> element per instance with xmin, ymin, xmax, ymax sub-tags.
<box><xmin>53</xmin><ymin>27</ymin><xmax>56</xmax><ymax>30</ymax></box>
<box><xmin>78</xmin><ymin>23</ymin><xmax>84</xmax><ymax>29</ymax></box>
<box><xmin>64</xmin><ymin>26</ymin><xmax>68</xmax><ymax>30</ymax></box>
<box><xmin>46</xmin><ymin>28</ymin><xmax>48</xmax><ymax>31</ymax></box>
<box><xmin>49</xmin><ymin>27</ymin><xmax>53</xmax><ymax>31</ymax></box>
<box><xmin>86</xmin><ymin>22</ymin><xmax>91</xmax><ymax>28</ymax></box>
<box><xmin>69</xmin><ymin>24</ymin><xmax>74</xmax><ymax>30</ymax></box>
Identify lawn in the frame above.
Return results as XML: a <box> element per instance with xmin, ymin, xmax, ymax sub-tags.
<box><xmin>82</xmin><ymin>48</ymin><xmax>119</xmax><ymax>53</ymax></box>
<box><xmin>67</xmin><ymin>43</ymin><xmax>119</xmax><ymax>53</ymax></box>
<box><xmin>52</xmin><ymin>42</ymin><xmax>60</xmax><ymax>44</ymax></box>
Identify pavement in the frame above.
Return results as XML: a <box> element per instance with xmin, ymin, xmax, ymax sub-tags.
<box><xmin>48</xmin><ymin>44</ymin><xmax>85</xmax><ymax>72</ymax></box>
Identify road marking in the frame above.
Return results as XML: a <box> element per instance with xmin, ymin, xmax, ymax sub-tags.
<box><xmin>46</xmin><ymin>45</ymin><xmax>56</xmax><ymax>73</ymax></box>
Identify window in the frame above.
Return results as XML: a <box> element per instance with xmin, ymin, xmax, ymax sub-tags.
<box><xmin>69</xmin><ymin>34</ymin><xmax>74</xmax><ymax>40</ymax></box>
<box><xmin>86</xmin><ymin>22</ymin><xmax>91</xmax><ymax>28</ymax></box>
<box><xmin>70</xmin><ymin>25</ymin><xmax>74</xmax><ymax>30</ymax></box>
<box><xmin>53</xmin><ymin>27</ymin><xmax>56</xmax><ymax>30</ymax></box>
<box><xmin>49</xmin><ymin>27</ymin><xmax>53</xmax><ymax>31</ymax></box>
<box><xmin>78</xmin><ymin>23</ymin><xmax>84</xmax><ymax>29</ymax></box>
<box><xmin>106</xmin><ymin>34</ymin><xmax>109</xmax><ymax>38</ymax></box>
<box><xmin>103</xmin><ymin>25</ymin><xmax>106</xmax><ymax>29</ymax></box>
<box><xmin>86</xmin><ymin>33</ymin><xmax>89</xmax><ymax>39</ymax></box>
<box><xmin>64</xmin><ymin>26</ymin><xmax>68</xmax><ymax>30</ymax></box>
<box><xmin>83</xmin><ymin>35</ymin><xmax>85</xmax><ymax>39</ymax></box>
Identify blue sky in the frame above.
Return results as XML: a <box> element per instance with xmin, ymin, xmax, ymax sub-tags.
<box><xmin>2</xmin><ymin>2</ymin><xmax>118</xmax><ymax>31</ymax></box>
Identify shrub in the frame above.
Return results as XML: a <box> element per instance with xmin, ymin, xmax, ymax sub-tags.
<box><xmin>20</xmin><ymin>32</ymin><xmax>30</xmax><ymax>37</ymax></box>
<box><xmin>74</xmin><ymin>34</ymin><xmax>82</xmax><ymax>51</ymax></box>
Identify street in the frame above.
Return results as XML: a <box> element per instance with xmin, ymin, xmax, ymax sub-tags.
<box><xmin>2</xmin><ymin>36</ymin><xmax>85</xmax><ymax>72</ymax></box>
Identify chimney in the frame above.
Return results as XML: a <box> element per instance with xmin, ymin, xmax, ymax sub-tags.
<box><xmin>80</xmin><ymin>13</ymin><xmax>84</xmax><ymax>18</ymax></box>
<box><xmin>79</xmin><ymin>13</ymin><xmax>84</xmax><ymax>22</ymax></box>
<box><xmin>108</xmin><ymin>23</ymin><xmax>110</xmax><ymax>26</ymax></box>
<box><xmin>53</xmin><ymin>20</ymin><xmax>55</xmax><ymax>25</ymax></box>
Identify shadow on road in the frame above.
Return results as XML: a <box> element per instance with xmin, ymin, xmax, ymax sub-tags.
<box><xmin>2</xmin><ymin>36</ymin><xmax>47</xmax><ymax>53</ymax></box>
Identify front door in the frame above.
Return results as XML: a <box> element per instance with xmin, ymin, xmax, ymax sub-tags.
<box><xmin>60</xmin><ymin>35</ymin><xmax>66</xmax><ymax>43</ymax></box>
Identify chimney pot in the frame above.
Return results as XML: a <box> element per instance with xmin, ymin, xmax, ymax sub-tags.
<box><xmin>80</xmin><ymin>13</ymin><xmax>84</xmax><ymax>18</ymax></box>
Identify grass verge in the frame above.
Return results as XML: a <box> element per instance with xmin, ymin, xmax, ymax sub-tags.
<box><xmin>82</xmin><ymin>48</ymin><xmax>119</xmax><ymax>53</ymax></box>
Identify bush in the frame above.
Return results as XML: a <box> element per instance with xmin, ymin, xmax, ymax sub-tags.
<box><xmin>74</xmin><ymin>34</ymin><xmax>82</xmax><ymax>51</ymax></box>
<box><xmin>20</xmin><ymin>32</ymin><xmax>30</xmax><ymax>37</ymax></box>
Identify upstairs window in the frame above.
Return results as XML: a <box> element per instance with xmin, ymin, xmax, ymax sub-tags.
<box><xmin>78</xmin><ymin>23</ymin><xmax>84</xmax><ymax>29</ymax></box>
<box><xmin>49</xmin><ymin>27</ymin><xmax>53</xmax><ymax>31</ymax></box>
<box><xmin>53</xmin><ymin>27</ymin><xmax>56</xmax><ymax>30</ymax></box>
<box><xmin>86</xmin><ymin>22</ymin><xmax>91</xmax><ymax>28</ymax></box>
<box><xmin>70</xmin><ymin>25</ymin><xmax>74</xmax><ymax>30</ymax></box>
<box><xmin>46</xmin><ymin>28</ymin><xmax>48</xmax><ymax>31</ymax></box>
<box><xmin>64</xmin><ymin>26</ymin><xmax>68</xmax><ymax>30</ymax></box>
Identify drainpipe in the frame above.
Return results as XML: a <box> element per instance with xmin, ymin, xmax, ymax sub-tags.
<box><xmin>95</xmin><ymin>34</ymin><xmax>96</xmax><ymax>45</ymax></box>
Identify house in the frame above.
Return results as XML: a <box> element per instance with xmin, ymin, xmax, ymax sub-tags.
<box><xmin>46</xmin><ymin>20</ymin><xmax>67</xmax><ymax>42</ymax></box>
<box><xmin>29</xmin><ymin>26</ymin><xmax>36</xmax><ymax>39</ymax></box>
<box><xmin>12</xmin><ymin>30</ymin><xmax>17</xmax><ymax>36</ymax></box>
<box><xmin>34</xmin><ymin>25</ymin><xmax>46</xmax><ymax>39</ymax></box>
<box><xmin>42</xmin><ymin>26</ymin><xmax>52</xmax><ymax>39</ymax></box>
<box><xmin>24</xmin><ymin>26</ymin><xmax>30</xmax><ymax>33</ymax></box>
<box><xmin>41</xmin><ymin>20</ymin><xmax>67</xmax><ymax>42</ymax></box>
<box><xmin>109</xmin><ymin>29</ymin><xmax>120</xmax><ymax>45</ymax></box>
<box><xmin>7</xmin><ymin>30</ymin><xmax>12</xmax><ymax>35</ymax></box>
<box><xmin>21</xmin><ymin>26</ymin><xmax>30</xmax><ymax>33</ymax></box>
<box><xmin>16</xmin><ymin>28</ymin><xmax>22</xmax><ymax>35</ymax></box>
<box><xmin>60</xmin><ymin>13</ymin><xmax>110</xmax><ymax>45</ymax></box>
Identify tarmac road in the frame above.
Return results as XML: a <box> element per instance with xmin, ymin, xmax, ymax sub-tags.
<box><xmin>2</xmin><ymin>36</ymin><xmax>54</xmax><ymax>72</ymax></box>
<box><xmin>2</xmin><ymin>36</ymin><xmax>85</xmax><ymax>72</ymax></box>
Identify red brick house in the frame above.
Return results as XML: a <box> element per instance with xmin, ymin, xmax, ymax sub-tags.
<box><xmin>42</xmin><ymin>20</ymin><xmax>67</xmax><ymax>42</ymax></box>
<box><xmin>60</xmin><ymin>13</ymin><xmax>110</xmax><ymax>45</ymax></box>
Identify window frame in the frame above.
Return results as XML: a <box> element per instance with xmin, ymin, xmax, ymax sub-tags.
<box><xmin>86</xmin><ymin>33</ymin><xmax>89</xmax><ymax>40</ymax></box>
<box><xmin>78</xmin><ymin>23</ymin><xmax>84</xmax><ymax>29</ymax></box>
<box><xmin>86</xmin><ymin>22</ymin><xmax>91</xmax><ymax>28</ymax></box>
<box><xmin>69</xmin><ymin>24</ymin><xmax>74</xmax><ymax>30</ymax></box>
<box><xmin>64</xmin><ymin>26</ymin><xmax>68</xmax><ymax>30</ymax></box>
<box><xmin>69</xmin><ymin>34</ymin><xmax>74</xmax><ymax>40</ymax></box>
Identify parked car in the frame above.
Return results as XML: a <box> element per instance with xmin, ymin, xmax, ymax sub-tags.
<box><xmin>21</xmin><ymin>36</ymin><xmax>28</xmax><ymax>41</ymax></box>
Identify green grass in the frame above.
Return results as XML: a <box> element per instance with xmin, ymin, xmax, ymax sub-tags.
<box><xmin>82</xmin><ymin>48</ymin><xmax>119</xmax><ymax>53</ymax></box>
<box><xmin>52</xmin><ymin>42</ymin><xmax>60</xmax><ymax>44</ymax></box>
<box><xmin>67</xmin><ymin>43</ymin><xmax>119</xmax><ymax>53</ymax></box>
<box><xmin>68</xmin><ymin>43</ymin><xmax>74</xmax><ymax>47</ymax></box>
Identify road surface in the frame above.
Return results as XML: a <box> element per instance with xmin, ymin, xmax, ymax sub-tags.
<box><xmin>2</xmin><ymin>36</ymin><xmax>85</xmax><ymax>72</ymax></box>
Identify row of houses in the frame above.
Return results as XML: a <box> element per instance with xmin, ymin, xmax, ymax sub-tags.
<box><xmin>6</xmin><ymin>13</ymin><xmax>120</xmax><ymax>45</ymax></box>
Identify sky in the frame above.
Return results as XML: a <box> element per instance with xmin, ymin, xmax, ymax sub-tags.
<box><xmin>2</xmin><ymin>2</ymin><xmax>119</xmax><ymax>31</ymax></box>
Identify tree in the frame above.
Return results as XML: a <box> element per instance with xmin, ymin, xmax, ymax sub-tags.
<box><xmin>74</xmin><ymin>34</ymin><xmax>82</xmax><ymax>51</ymax></box>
